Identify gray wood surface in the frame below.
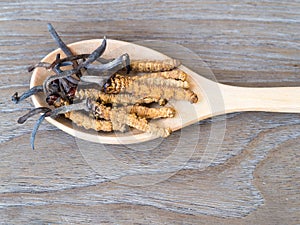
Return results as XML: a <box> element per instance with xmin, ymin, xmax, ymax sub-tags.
<box><xmin>1</xmin><ymin>0</ymin><xmax>299</xmax><ymax>224</ymax></box>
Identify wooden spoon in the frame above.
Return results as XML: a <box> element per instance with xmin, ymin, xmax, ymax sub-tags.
<box><xmin>30</xmin><ymin>39</ymin><xmax>300</xmax><ymax>144</ymax></box>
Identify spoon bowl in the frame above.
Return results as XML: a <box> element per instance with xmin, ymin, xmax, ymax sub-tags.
<box><xmin>30</xmin><ymin>39</ymin><xmax>300</xmax><ymax>144</ymax></box>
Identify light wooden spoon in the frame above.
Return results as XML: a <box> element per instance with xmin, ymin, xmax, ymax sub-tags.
<box><xmin>30</xmin><ymin>39</ymin><xmax>300</xmax><ymax>144</ymax></box>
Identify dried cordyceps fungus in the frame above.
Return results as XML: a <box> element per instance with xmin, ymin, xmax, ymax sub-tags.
<box><xmin>12</xmin><ymin>24</ymin><xmax>198</xmax><ymax>149</ymax></box>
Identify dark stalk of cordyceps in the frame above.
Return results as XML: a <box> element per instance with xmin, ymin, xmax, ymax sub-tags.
<box><xmin>77</xmin><ymin>37</ymin><xmax>107</xmax><ymax>70</ymax></box>
<box><xmin>17</xmin><ymin>107</ymin><xmax>51</xmax><ymax>150</ymax></box>
<box><xmin>85</xmin><ymin>53</ymin><xmax>131</xmax><ymax>76</ymax></box>
<box><xmin>47</xmin><ymin>23</ymin><xmax>74</xmax><ymax>57</ymax></box>
<box><xmin>43</xmin><ymin>37</ymin><xmax>107</xmax><ymax>96</ymax></box>
<box><xmin>28</xmin><ymin>54</ymin><xmax>90</xmax><ymax>72</ymax></box>
<box><xmin>47</xmin><ymin>23</ymin><xmax>83</xmax><ymax>78</ymax></box>
<box><xmin>14</xmin><ymin>35</ymin><xmax>110</xmax><ymax>149</ymax></box>
<box><xmin>13</xmin><ymin>24</ymin><xmax>134</xmax><ymax>149</ymax></box>
<box><xmin>18</xmin><ymin>107</ymin><xmax>51</xmax><ymax>124</ymax></box>
<box><xmin>18</xmin><ymin>102</ymin><xmax>87</xmax><ymax>149</ymax></box>
<box><xmin>47</xmin><ymin>24</ymin><xmax>82</xmax><ymax>99</ymax></box>
<box><xmin>12</xmin><ymin>86</ymin><xmax>44</xmax><ymax>104</ymax></box>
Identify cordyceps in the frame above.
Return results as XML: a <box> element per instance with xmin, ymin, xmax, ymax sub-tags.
<box><xmin>12</xmin><ymin>24</ymin><xmax>199</xmax><ymax>149</ymax></box>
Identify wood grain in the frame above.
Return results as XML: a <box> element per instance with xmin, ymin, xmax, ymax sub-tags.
<box><xmin>0</xmin><ymin>0</ymin><xmax>299</xmax><ymax>224</ymax></box>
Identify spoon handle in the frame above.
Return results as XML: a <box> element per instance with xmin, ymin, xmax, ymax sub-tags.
<box><xmin>221</xmin><ymin>85</ymin><xmax>300</xmax><ymax>113</ymax></box>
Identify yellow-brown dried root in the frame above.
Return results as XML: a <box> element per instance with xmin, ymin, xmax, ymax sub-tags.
<box><xmin>134</xmin><ymin>69</ymin><xmax>187</xmax><ymax>81</ymax></box>
<box><xmin>135</xmin><ymin>77</ymin><xmax>189</xmax><ymax>89</ymax></box>
<box><xmin>116</xmin><ymin>83</ymin><xmax>198</xmax><ymax>103</ymax></box>
<box><xmin>130</xmin><ymin>59</ymin><xmax>181</xmax><ymax>72</ymax></box>
<box><xmin>104</xmin><ymin>74</ymin><xmax>134</xmax><ymax>94</ymax></box>
<box><xmin>127</xmin><ymin>105</ymin><xmax>175</xmax><ymax>119</ymax></box>
<box><xmin>75</xmin><ymin>89</ymin><xmax>166</xmax><ymax>105</ymax></box>
<box><xmin>105</xmin><ymin>74</ymin><xmax>189</xmax><ymax>94</ymax></box>
<box><xmin>87</xmin><ymin>100</ymin><xmax>173</xmax><ymax>137</ymax></box>
<box><xmin>65</xmin><ymin>111</ymin><xmax>113</xmax><ymax>132</ymax></box>
<box><xmin>89</xmin><ymin>100</ymin><xmax>175</xmax><ymax>120</ymax></box>
<box><xmin>114</xmin><ymin>111</ymin><xmax>172</xmax><ymax>137</ymax></box>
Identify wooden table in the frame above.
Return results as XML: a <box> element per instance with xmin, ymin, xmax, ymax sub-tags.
<box><xmin>1</xmin><ymin>1</ymin><xmax>299</xmax><ymax>224</ymax></box>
